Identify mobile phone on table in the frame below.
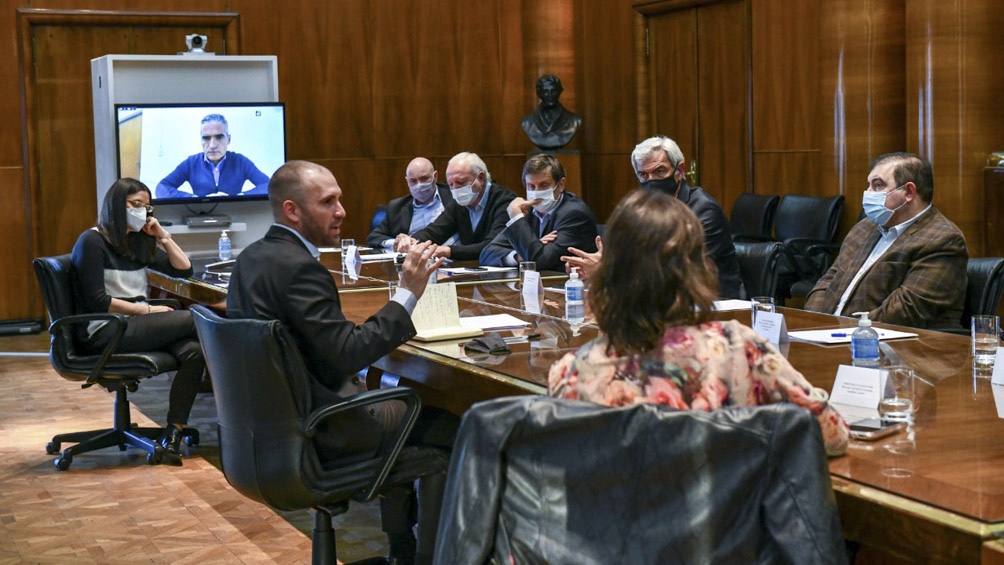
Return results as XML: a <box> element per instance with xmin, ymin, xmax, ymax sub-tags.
<box><xmin>849</xmin><ymin>418</ymin><xmax>907</xmax><ymax>441</ymax></box>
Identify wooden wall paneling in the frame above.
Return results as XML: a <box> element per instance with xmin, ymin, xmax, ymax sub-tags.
<box><xmin>0</xmin><ymin>1</ymin><xmax>23</xmax><ymax>166</ymax></box>
<box><xmin>905</xmin><ymin>0</ymin><xmax>1004</xmax><ymax>259</ymax></box>
<box><xmin>520</xmin><ymin>0</ymin><xmax>577</xmax><ymax>153</ymax></box>
<box><xmin>694</xmin><ymin>0</ymin><xmax>748</xmax><ymax>213</ymax></box>
<box><xmin>0</xmin><ymin>168</ymin><xmax>32</xmax><ymax>320</ymax></box>
<box><xmin>574</xmin><ymin>0</ymin><xmax>640</xmax><ymax>212</ymax></box>
<box><xmin>321</xmin><ymin>157</ymin><xmax>398</xmax><ymax>242</ymax></box>
<box><xmin>17</xmin><ymin>9</ymin><xmax>238</xmax><ymax>320</ymax></box>
<box><xmin>818</xmin><ymin>0</ymin><xmax>906</xmax><ymax>237</ymax></box>
<box><xmin>750</xmin><ymin>0</ymin><xmax>819</xmax><ymax>151</ymax></box>
<box><xmin>238</xmin><ymin>0</ymin><xmax>372</xmax><ymax>160</ymax></box>
<box><xmin>752</xmin><ymin>151</ymin><xmax>821</xmax><ymax>199</ymax></box>
<box><xmin>646</xmin><ymin>9</ymin><xmax>698</xmax><ymax>159</ymax></box>
<box><xmin>500</xmin><ymin>0</ymin><xmax>526</xmax><ymax>154</ymax></box>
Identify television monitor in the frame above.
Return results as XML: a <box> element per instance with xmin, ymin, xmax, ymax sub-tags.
<box><xmin>114</xmin><ymin>102</ymin><xmax>286</xmax><ymax>205</ymax></box>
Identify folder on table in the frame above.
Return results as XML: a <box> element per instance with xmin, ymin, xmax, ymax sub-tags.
<box><xmin>411</xmin><ymin>282</ymin><xmax>483</xmax><ymax>342</ymax></box>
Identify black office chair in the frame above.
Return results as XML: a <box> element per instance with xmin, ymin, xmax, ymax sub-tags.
<box><xmin>773</xmin><ymin>194</ymin><xmax>845</xmax><ymax>303</ymax></box>
<box><xmin>33</xmin><ymin>255</ymin><xmax>198</xmax><ymax>470</ymax></box>
<box><xmin>190</xmin><ymin>305</ymin><xmax>449</xmax><ymax>565</ymax></box>
<box><xmin>730</xmin><ymin>193</ymin><xmax>781</xmax><ymax>241</ymax></box>
<box><xmin>370</xmin><ymin>204</ymin><xmax>388</xmax><ymax>234</ymax></box>
<box><xmin>433</xmin><ymin>396</ymin><xmax>845</xmax><ymax>564</ymax></box>
<box><xmin>734</xmin><ymin>240</ymin><xmax>784</xmax><ymax>300</ymax></box>
<box><xmin>936</xmin><ymin>257</ymin><xmax>1004</xmax><ymax>334</ymax></box>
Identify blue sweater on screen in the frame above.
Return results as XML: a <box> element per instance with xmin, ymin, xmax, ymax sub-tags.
<box><xmin>155</xmin><ymin>151</ymin><xmax>269</xmax><ymax>199</ymax></box>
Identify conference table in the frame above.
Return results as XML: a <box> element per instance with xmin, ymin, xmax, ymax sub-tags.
<box><xmin>148</xmin><ymin>251</ymin><xmax>1004</xmax><ymax>563</ymax></box>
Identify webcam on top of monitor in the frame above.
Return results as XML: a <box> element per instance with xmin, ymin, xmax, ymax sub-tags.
<box><xmin>184</xmin><ymin>34</ymin><xmax>210</xmax><ymax>55</ymax></box>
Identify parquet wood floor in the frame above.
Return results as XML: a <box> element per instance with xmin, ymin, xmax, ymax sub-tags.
<box><xmin>0</xmin><ymin>333</ymin><xmax>387</xmax><ymax>564</ymax></box>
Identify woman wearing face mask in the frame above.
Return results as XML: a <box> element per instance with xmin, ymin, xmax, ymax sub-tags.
<box><xmin>70</xmin><ymin>178</ymin><xmax>204</xmax><ymax>465</ymax></box>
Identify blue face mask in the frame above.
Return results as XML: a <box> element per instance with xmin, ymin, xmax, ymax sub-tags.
<box><xmin>861</xmin><ymin>184</ymin><xmax>907</xmax><ymax>225</ymax></box>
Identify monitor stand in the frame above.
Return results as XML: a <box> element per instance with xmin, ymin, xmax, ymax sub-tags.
<box><xmin>184</xmin><ymin>214</ymin><xmax>231</xmax><ymax>228</ymax></box>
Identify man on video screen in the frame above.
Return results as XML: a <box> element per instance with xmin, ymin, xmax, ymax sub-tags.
<box><xmin>155</xmin><ymin>113</ymin><xmax>270</xmax><ymax>199</ymax></box>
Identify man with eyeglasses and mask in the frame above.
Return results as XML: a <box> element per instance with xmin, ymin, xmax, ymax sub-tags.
<box><xmin>367</xmin><ymin>157</ymin><xmax>452</xmax><ymax>249</ymax></box>
<box><xmin>479</xmin><ymin>154</ymin><xmax>597</xmax><ymax>271</ymax></box>
<box><xmin>396</xmin><ymin>152</ymin><xmax>517</xmax><ymax>261</ymax></box>
<box><xmin>804</xmin><ymin>152</ymin><xmax>968</xmax><ymax>329</ymax></box>
<box><xmin>561</xmin><ymin>136</ymin><xmax>744</xmax><ymax>299</ymax></box>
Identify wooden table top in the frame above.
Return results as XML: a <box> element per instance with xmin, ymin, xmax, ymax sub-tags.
<box><xmin>149</xmin><ymin>264</ymin><xmax>1004</xmax><ymax>561</ymax></box>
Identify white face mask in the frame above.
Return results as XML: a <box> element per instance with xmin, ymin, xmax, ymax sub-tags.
<box><xmin>451</xmin><ymin>177</ymin><xmax>479</xmax><ymax>207</ymax></box>
<box><xmin>126</xmin><ymin>207</ymin><xmax>147</xmax><ymax>231</ymax></box>
<box><xmin>527</xmin><ymin>187</ymin><xmax>559</xmax><ymax>214</ymax></box>
<box><xmin>409</xmin><ymin>181</ymin><xmax>437</xmax><ymax>204</ymax></box>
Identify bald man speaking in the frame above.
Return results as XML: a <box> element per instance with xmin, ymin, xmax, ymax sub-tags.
<box><xmin>367</xmin><ymin>156</ymin><xmax>452</xmax><ymax>249</ymax></box>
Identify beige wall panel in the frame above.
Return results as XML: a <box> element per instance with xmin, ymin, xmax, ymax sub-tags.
<box><xmin>906</xmin><ymin>0</ymin><xmax>1004</xmax><ymax>258</ymax></box>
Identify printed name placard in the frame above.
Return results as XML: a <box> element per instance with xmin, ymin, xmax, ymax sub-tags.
<box><xmin>753</xmin><ymin>311</ymin><xmax>788</xmax><ymax>344</ymax></box>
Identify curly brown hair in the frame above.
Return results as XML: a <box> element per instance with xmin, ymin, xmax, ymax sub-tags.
<box><xmin>589</xmin><ymin>190</ymin><xmax>719</xmax><ymax>356</ymax></box>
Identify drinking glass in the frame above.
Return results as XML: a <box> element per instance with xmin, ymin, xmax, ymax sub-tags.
<box><xmin>878</xmin><ymin>365</ymin><xmax>915</xmax><ymax>422</ymax></box>
<box><xmin>972</xmin><ymin>315</ymin><xmax>999</xmax><ymax>369</ymax></box>
<box><xmin>518</xmin><ymin>261</ymin><xmax>536</xmax><ymax>289</ymax></box>
<box><xmin>750</xmin><ymin>296</ymin><xmax>775</xmax><ymax>324</ymax></box>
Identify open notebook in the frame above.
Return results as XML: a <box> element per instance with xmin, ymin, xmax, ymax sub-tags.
<box><xmin>411</xmin><ymin>282</ymin><xmax>484</xmax><ymax>342</ymax></box>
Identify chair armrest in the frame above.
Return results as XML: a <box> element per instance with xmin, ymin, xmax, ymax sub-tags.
<box><xmin>303</xmin><ymin>386</ymin><xmax>424</xmax><ymax>501</ymax></box>
<box><xmin>148</xmin><ymin>298</ymin><xmax>183</xmax><ymax>310</ymax></box>
<box><xmin>732</xmin><ymin>235</ymin><xmax>776</xmax><ymax>244</ymax></box>
<box><xmin>49</xmin><ymin>313</ymin><xmax>128</xmax><ymax>386</ymax></box>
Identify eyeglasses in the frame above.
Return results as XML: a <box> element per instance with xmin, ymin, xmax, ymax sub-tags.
<box><xmin>126</xmin><ymin>200</ymin><xmax>154</xmax><ymax>215</ymax></box>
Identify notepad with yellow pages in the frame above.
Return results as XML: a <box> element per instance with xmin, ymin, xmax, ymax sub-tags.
<box><xmin>411</xmin><ymin>282</ymin><xmax>484</xmax><ymax>342</ymax></box>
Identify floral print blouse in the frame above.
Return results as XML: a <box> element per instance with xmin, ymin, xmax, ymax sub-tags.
<box><xmin>548</xmin><ymin>319</ymin><xmax>848</xmax><ymax>456</ymax></box>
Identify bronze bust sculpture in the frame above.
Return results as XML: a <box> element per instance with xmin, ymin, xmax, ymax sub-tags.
<box><xmin>521</xmin><ymin>74</ymin><xmax>582</xmax><ymax>151</ymax></box>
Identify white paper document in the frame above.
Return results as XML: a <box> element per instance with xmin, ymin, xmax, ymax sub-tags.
<box><xmin>359</xmin><ymin>251</ymin><xmax>400</xmax><ymax>262</ymax></box>
<box><xmin>788</xmin><ymin>328</ymin><xmax>918</xmax><ymax>345</ymax></box>
<box><xmin>712</xmin><ymin>299</ymin><xmax>753</xmax><ymax>312</ymax></box>
<box><xmin>440</xmin><ymin>266</ymin><xmax>513</xmax><ymax>275</ymax></box>
<box><xmin>458</xmin><ymin>314</ymin><xmax>531</xmax><ymax>331</ymax></box>
<box><xmin>411</xmin><ymin>283</ymin><xmax>484</xmax><ymax>342</ymax></box>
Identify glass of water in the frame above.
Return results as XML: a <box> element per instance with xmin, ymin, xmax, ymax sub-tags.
<box><xmin>971</xmin><ymin>315</ymin><xmax>1000</xmax><ymax>370</ymax></box>
<box><xmin>878</xmin><ymin>365</ymin><xmax>915</xmax><ymax>422</ymax></box>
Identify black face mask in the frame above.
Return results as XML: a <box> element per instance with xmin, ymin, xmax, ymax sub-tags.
<box><xmin>640</xmin><ymin>176</ymin><xmax>679</xmax><ymax>196</ymax></box>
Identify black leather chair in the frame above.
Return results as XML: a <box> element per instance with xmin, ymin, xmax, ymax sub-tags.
<box><xmin>370</xmin><ymin>204</ymin><xmax>388</xmax><ymax>234</ymax></box>
<box><xmin>433</xmin><ymin>396</ymin><xmax>846</xmax><ymax>564</ymax></box>
<box><xmin>730</xmin><ymin>193</ymin><xmax>781</xmax><ymax>241</ymax></box>
<box><xmin>33</xmin><ymin>255</ymin><xmax>198</xmax><ymax>470</ymax></box>
<box><xmin>938</xmin><ymin>257</ymin><xmax>1004</xmax><ymax>334</ymax></box>
<box><xmin>190</xmin><ymin>305</ymin><xmax>449</xmax><ymax>565</ymax></box>
<box><xmin>733</xmin><ymin>240</ymin><xmax>784</xmax><ymax>300</ymax></box>
<box><xmin>773</xmin><ymin>194</ymin><xmax>845</xmax><ymax>303</ymax></box>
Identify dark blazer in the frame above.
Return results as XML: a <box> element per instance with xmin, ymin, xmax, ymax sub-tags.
<box><xmin>479</xmin><ymin>192</ymin><xmax>598</xmax><ymax>271</ymax></box>
<box><xmin>227</xmin><ymin>225</ymin><xmax>416</xmax><ymax>456</ymax></box>
<box><xmin>677</xmin><ymin>182</ymin><xmax>744</xmax><ymax>299</ymax></box>
<box><xmin>366</xmin><ymin>183</ymin><xmax>451</xmax><ymax>248</ymax></box>
<box><xmin>804</xmin><ymin>207</ymin><xmax>968</xmax><ymax>329</ymax></box>
<box><xmin>411</xmin><ymin>182</ymin><xmax>518</xmax><ymax>261</ymax></box>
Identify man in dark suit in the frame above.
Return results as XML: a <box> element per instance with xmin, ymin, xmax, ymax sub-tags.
<box><xmin>479</xmin><ymin>154</ymin><xmax>597</xmax><ymax>271</ymax></box>
<box><xmin>227</xmin><ymin>160</ymin><xmax>455</xmax><ymax>564</ymax></box>
<box><xmin>804</xmin><ymin>152</ymin><xmax>968</xmax><ymax>329</ymax></box>
<box><xmin>366</xmin><ymin>156</ymin><xmax>451</xmax><ymax>249</ymax></box>
<box><xmin>561</xmin><ymin>136</ymin><xmax>744</xmax><ymax>299</ymax></box>
<box><xmin>397</xmin><ymin>152</ymin><xmax>517</xmax><ymax>261</ymax></box>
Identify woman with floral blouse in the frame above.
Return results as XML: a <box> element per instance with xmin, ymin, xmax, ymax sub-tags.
<box><xmin>549</xmin><ymin>190</ymin><xmax>848</xmax><ymax>455</ymax></box>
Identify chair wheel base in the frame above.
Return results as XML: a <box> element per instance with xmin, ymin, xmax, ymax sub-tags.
<box><xmin>54</xmin><ymin>456</ymin><xmax>72</xmax><ymax>471</ymax></box>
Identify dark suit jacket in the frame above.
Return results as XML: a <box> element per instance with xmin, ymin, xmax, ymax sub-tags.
<box><xmin>366</xmin><ymin>183</ymin><xmax>451</xmax><ymax>248</ymax></box>
<box><xmin>479</xmin><ymin>192</ymin><xmax>598</xmax><ymax>271</ymax></box>
<box><xmin>411</xmin><ymin>182</ymin><xmax>518</xmax><ymax>261</ymax></box>
<box><xmin>676</xmin><ymin>182</ymin><xmax>744</xmax><ymax>299</ymax></box>
<box><xmin>804</xmin><ymin>207</ymin><xmax>968</xmax><ymax>329</ymax></box>
<box><xmin>227</xmin><ymin>225</ymin><xmax>416</xmax><ymax>456</ymax></box>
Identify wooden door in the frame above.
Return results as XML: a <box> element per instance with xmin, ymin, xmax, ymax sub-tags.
<box><xmin>639</xmin><ymin>0</ymin><xmax>749</xmax><ymax>213</ymax></box>
<box><xmin>17</xmin><ymin>10</ymin><xmax>236</xmax><ymax>318</ymax></box>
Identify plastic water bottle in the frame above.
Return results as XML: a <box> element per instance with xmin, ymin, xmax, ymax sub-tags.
<box><xmin>218</xmin><ymin>230</ymin><xmax>232</xmax><ymax>261</ymax></box>
<box><xmin>851</xmin><ymin>311</ymin><xmax>880</xmax><ymax>368</ymax></box>
<box><xmin>565</xmin><ymin>268</ymin><xmax>584</xmax><ymax>324</ymax></box>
